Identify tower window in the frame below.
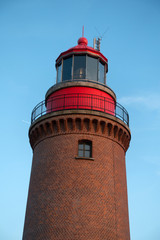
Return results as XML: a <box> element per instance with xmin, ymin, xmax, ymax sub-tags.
<box><xmin>78</xmin><ymin>140</ymin><xmax>92</xmax><ymax>158</ymax></box>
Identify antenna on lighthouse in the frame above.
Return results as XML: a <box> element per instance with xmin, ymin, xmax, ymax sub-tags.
<box><xmin>82</xmin><ymin>25</ymin><xmax>84</xmax><ymax>37</ymax></box>
<box><xmin>93</xmin><ymin>27</ymin><xmax>109</xmax><ymax>51</ymax></box>
<box><xmin>93</xmin><ymin>37</ymin><xmax>101</xmax><ymax>51</ymax></box>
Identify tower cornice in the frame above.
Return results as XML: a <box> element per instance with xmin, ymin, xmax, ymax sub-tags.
<box><xmin>29</xmin><ymin>111</ymin><xmax>131</xmax><ymax>152</ymax></box>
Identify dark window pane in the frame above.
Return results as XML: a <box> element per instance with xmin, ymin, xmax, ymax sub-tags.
<box><xmin>79</xmin><ymin>144</ymin><xmax>83</xmax><ymax>150</ymax></box>
<box><xmin>73</xmin><ymin>55</ymin><xmax>86</xmax><ymax>79</ymax></box>
<box><xmin>85</xmin><ymin>144</ymin><xmax>90</xmax><ymax>151</ymax></box>
<box><xmin>57</xmin><ymin>63</ymin><xmax>62</xmax><ymax>83</ymax></box>
<box><xmin>85</xmin><ymin>150</ymin><xmax>90</xmax><ymax>158</ymax></box>
<box><xmin>78</xmin><ymin>150</ymin><xmax>83</xmax><ymax>157</ymax></box>
<box><xmin>87</xmin><ymin>56</ymin><xmax>98</xmax><ymax>81</ymax></box>
<box><xmin>62</xmin><ymin>57</ymin><xmax>72</xmax><ymax>81</ymax></box>
<box><xmin>99</xmin><ymin>61</ymin><xmax>105</xmax><ymax>83</ymax></box>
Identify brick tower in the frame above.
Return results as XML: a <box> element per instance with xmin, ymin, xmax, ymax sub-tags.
<box><xmin>23</xmin><ymin>36</ymin><xmax>131</xmax><ymax>240</ymax></box>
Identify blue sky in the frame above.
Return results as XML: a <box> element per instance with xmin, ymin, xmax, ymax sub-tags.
<box><xmin>1</xmin><ymin>0</ymin><xmax>160</xmax><ymax>239</ymax></box>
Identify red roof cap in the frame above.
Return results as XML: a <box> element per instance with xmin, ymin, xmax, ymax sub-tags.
<box><xmin>56</xmin><ymin>37</ymin><xmax>108</xmax><ymax>65</ymax></box>
<box><xmin>78</xmin><ymin>37</ymin><xmax>88</xmax><ymax>46</ymax></box>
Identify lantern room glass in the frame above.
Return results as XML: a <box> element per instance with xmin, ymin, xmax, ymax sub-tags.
<box><xmin>57</xmin><ymin>62</ymin><xmax>62</xmax><ymax>83</ymax></box>
<box><xmin>73</xmin><ymin>55</ymin><xmax>86</xmax><ymax>79</ymax></box>
<box><xmin>87</xmin><ymin>56</ymin><xmax>98</xmax><ymax>81</ymax></box>
<box><xmin>62</xmin><ymin>57</ymin><xmax>72</xmax><ymax>81</ymax></box>
<box><xmin>57</xmin><ymin>54</ymin><xmax>106</xmax><ymax>84</ymax></box>
<box><xmin>99</xmin><ymin>61</ymin><xmax>105</xmax><ymax>84</ymax></box>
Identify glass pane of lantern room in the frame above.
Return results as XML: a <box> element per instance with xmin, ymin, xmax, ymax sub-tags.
<box><xmin>57</xmin><ymin>62</ymin><xmax>62</xmax><ymax>83</ymax></box>
<box><xmin>99</xmin><ymin>61</ymin><xmax>105</xmax><ymax>84</ymax></box>
<box><xmin>73</xmin><ymin>55</ymin><xmax>86</xmax><ymax>79</ymax></box>
<box><xmin>62</xmin><ymin>57</ymin><xmax>72</xmax><ymax>81</ymax></box>
<box><xmin>87</xmin><ymin>56</ymin><xmax>98</xmax><ymax>81</ymax></box>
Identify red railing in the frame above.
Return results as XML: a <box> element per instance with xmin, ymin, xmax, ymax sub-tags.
<box><xmin>31</xmin><ymin>93</ymin><xmax>129</xmax><ymax>126</ymax></box>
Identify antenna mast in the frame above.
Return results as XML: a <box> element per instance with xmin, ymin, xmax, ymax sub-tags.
<box><xmin>82</xmin><ymin>26</ymin><xmax>84</xmax><ymax>37</ymax></box>
<box><xmin>93</xmin><ymin>37</ymin><xmax>101</xmax><ymax>51</ymax></box>
<box><xmin>93</xmin><ymin>27</ymin><xmax>109</xmax><ymax>51</ymax></box>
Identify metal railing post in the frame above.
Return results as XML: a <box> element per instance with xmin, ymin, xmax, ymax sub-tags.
<box><xmin>123</xmin><ymin>106</ymin><xmax>124</xmax><ymax>122</ymax></box>
<box><xmin>115</xmin><ymin>102</ymin><xmax>117</xmax><ymax>117</ymax></box>
<box><xmin>63</xmin><ymin>95</ymin><xmax>65</xmax><ymax>108</ymax></box>
<box><xmin>41</xmin><ymin>103</ymin><xmax>43</xmax><ymax>116</ymax></box>
<box><xmin>77</xmin><ymin>93</ymin><xmax>79</xmax><ymax>109</ymax></box>
<box><xmin>91</xmin><ymin>95</ymin><xmax>92</xmax><ymax>110</ymax></box>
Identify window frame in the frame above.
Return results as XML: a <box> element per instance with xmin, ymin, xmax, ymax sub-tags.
<box><xmin>78</xmin><ymin>140</ymin><xmax>92</xmax><ymax>158</ymax></box>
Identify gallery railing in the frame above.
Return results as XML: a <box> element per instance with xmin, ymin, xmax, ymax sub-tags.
<box><xmin>31</xmin><ymin>93</ymin><xmax>129</xmax><ymax>126</ymax></box>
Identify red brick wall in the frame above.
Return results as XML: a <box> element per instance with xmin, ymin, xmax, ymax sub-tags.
<box><xmin>23</xmin><ymin>124</ymin><xmax>130</xmax><ymax>239</ymax></box>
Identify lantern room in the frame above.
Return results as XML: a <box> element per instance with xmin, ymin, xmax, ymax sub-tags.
<box><xmin>44</xmin><ymin>36</ymin><xmax>116</xmax><ymax>120</ymax></box>
<box><xmin>30</xmin><ymin>36</ymin><xmax>129</xmax><ymax>127</ymax></box>
<box><xmin>56</xmin><ymin>37</ymin><xmax>108</xmax><ymax>84</ymax></box>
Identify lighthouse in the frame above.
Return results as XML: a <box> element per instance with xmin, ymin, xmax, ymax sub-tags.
<box><xmin>23</xmin><ymin>36</ymin><xmax>131</xmax><ymax>240</ymax></box>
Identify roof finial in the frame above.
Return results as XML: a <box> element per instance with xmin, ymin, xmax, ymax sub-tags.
<box><xmin>82</xmin><ymin>26</ymin><xmax>84</xmax><ymax>37</ymax></box>
<box><xmin>78</xmin><ymin>26</ymin><xmax>88</xmax><ymax>45</ymax></box>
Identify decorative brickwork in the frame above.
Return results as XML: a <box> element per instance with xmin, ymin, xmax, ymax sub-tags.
<box><xmin>29</xmin><ymin>112</ymin><xmax>130</xmax><ymax>152</ymax></box>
